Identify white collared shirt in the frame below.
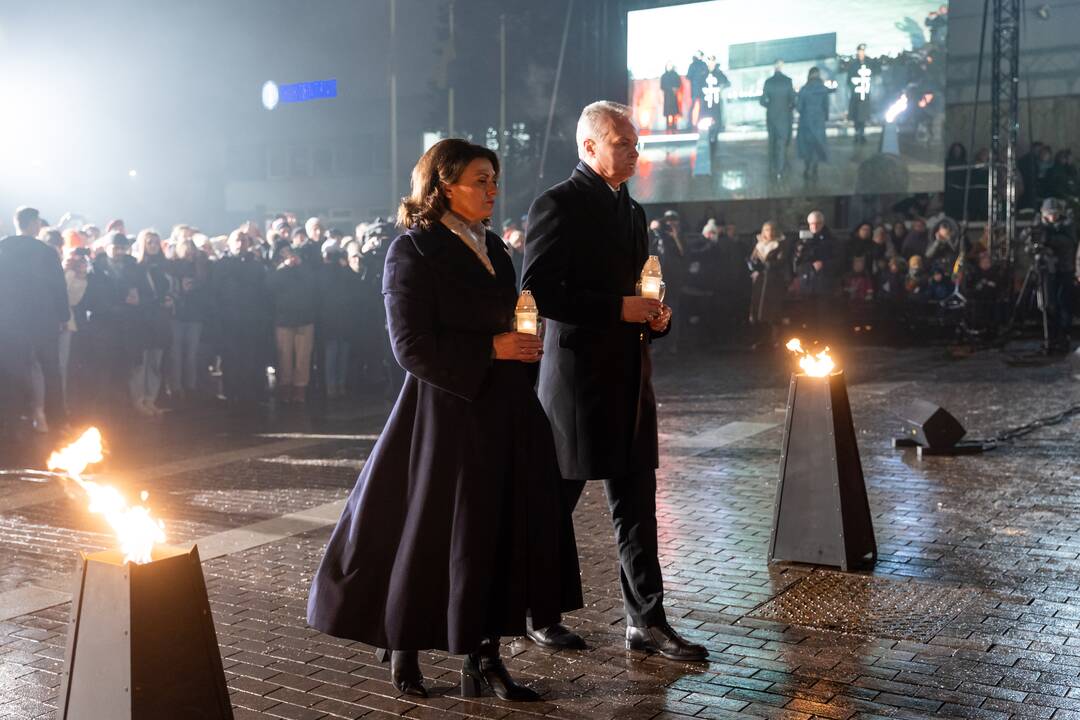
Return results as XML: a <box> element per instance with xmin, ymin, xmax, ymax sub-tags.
<box><xmin>440</xmin><ymin>212</ymin><xmax>495</xmax><ymax>275</ymax></box>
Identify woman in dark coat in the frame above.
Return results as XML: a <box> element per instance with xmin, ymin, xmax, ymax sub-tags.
<box><xmin>660</xmin><ymin>63</ymin><xmax>682</xmax><ymax>131</ymax></box>
<box><xmin>796</xmin><ymin>66</ymin><xmax>832</xmax><ymax>181</ymax></box>
<box><xmin>131</xmin><ymin>229</ymin><xmax>173</xmax><ymax>415</ymax></box>
<box><xmin>82</xmin><ymin>232</ymin><xmax>153</xmax><ymax>415</ymax></box>
<box><xmin>307</xmin><ymin>140</ymin><xmax>582</xmax><ymax>701</ymax></box>
<box><xmin>748</xmin><ymin>220</ymin><xmax>790</xmax><ymax>349</ymax></box>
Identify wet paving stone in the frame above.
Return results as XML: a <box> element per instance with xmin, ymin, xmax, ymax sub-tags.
<box><xmin>1</xmin><ymin>346</ymin><xmax>1079</xmax><ymax>718</ymax></box>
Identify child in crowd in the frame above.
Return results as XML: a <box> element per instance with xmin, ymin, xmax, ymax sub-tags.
<box><xmin>927</xmin><ymin>268</ymin><xmax>953</xmax><ymax>302</ymax></box>
<box><xmin>842</xmin><ymin>255</ymin><xmax>874</xmax><ymax>302</ymax></box>
<box><xmin>905</xmin><ymin>255</ymin><xmax>927</xmax><ymax>300</ymax></box>
<box><xmin>877</xmin><ymin>256</ymin><xmax>907</xmax><ymax>301</ymax></box>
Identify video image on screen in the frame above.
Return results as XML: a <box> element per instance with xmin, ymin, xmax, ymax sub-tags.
<box><xmin>627</xmin><ymin>0</ymin><xmax>948</xmax><ymax>204</ymax></box>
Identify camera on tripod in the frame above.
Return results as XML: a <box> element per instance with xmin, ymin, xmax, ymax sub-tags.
<box><xmin>1023</xmin><ymin>198</ymin><xmax>1073</xmax><ymax>271</ymax></box>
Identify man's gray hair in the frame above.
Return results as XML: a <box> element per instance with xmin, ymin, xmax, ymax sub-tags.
<box><xmin>576</xmin><ymin>101</ymin><xmax>633</xmax><ymax>160</ymax></box>
<box><xmin>807</xmin><ymin>210</ymin><xmax>825</xmax><ymax>224</ymax></box>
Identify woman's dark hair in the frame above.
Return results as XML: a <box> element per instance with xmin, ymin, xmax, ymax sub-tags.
<box><xmin>398</xmin><ymin>139</ymin><xmax>500</xmax><ymax>230</ymax></box>
<box><xmin>807</xmin><ymin>66</ymin><xmax>821</xmax><ymax>82</ymax></box>
<box><xmin>947</xmin><ymin>142</ymin><xmax>966</xmax><ymax>163</ymax></box>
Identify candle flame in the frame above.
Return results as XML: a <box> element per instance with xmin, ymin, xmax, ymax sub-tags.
<box><xmin>785</xmin><ymin>338</ymin><xmax>836</xmax><ymax>377</ymax></box>
<box><xmin>47</xmin><ymin>428</ymin><xmax>165</xmax><ymax>564</ymax></box>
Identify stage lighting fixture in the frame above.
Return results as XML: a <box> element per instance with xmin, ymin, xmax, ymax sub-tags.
<box><xmin>262</xmin><ymin>80</ymin><xmax>280</xmax><ymax>111</ymax></box>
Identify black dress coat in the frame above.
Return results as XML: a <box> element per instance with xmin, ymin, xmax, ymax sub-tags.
<box><xmin>660</xmin><ymin>69</ymin><xmax>682</xmax><ymax>117</ymax></box>
<box><xmin>761</xmin><ymin>71</ymin><xmax>795</xmax><ymax>138</ymax></box>
<box><xmin>307</xmin><ymin>223</ymin><xmax>582</xmax><ymax>653</ymax></box>
<box><xmin>796</xmin><ymin>79</ymin><xmax>831</xmax><ymax>163</ymax></box>
<box><xmin>846</xmin><ymin>60</ymin><xmax>877</xmax><ymax>124</ymax></box>
<box><xmin>523</xmin><ymin>162</ymin><xmax>665</xmax><ymax>481</ymax></box>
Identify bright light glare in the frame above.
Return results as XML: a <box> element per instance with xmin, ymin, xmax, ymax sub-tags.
<box><xmin>128</xmin><ymin>169</ymin><xmax>137</xmax><ymax>178</ymax></box>
<box><xmin>885</xmin><ymin>94</ymin><xmax>909</xmax><ymax>123</ymax></box>
<box><xmin>262</xmin><ymin>80</ymin><xmax>279</xmax><ymax>110</ymax></box>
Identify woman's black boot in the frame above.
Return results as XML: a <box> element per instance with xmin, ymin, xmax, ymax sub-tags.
<box><xmin>390</xmin><ymin>650</ymin><xmax>427</xmax><ymax>698</ymax></box>
<box><xmin>460</xmin><ymin>638</ymin><xmax>540</xmax><ymax>702</ymax></box>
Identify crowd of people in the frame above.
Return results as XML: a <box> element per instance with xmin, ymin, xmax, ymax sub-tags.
<box><xmin>945</xmin><ymin>140</ymin><xmax>1080</xmax><ymax>221</ymax></box>
<box><xmin>647</xmin><ymin>198</ymin><xmax>1078</xmax><ymax>352</ymax></box>
<box><xmin>4</xmin><ymin>140</ymin><xmax>1079</xmax><ymax>442</ymax></box>
<box><xmin>0</xmin><ymin>206</ymin><xmax>401</xmax><ymax>441</ymax></box>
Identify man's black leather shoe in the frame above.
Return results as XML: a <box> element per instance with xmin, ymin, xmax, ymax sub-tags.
<box><xmin>525</xmin><ymin>619</ymin><xmax>587</xmax><ymax>650</ymax></box>
<box><xmin>626</xmin><ymin>622</ymin><xmax>708</xmax><ymax>661</ymax></box>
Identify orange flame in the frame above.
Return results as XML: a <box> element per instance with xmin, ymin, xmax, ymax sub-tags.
<box><xmin>47</xmin><ymin>428</ymin><xmax>165</xmax><ymax>564</ymax></box>
<box><xmin>785</xmin><ymin>338</ymin><xmax>836</xmax><ymax>377</ymax></box>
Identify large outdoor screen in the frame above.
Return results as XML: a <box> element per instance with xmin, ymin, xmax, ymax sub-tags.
<box><xmin>627</xmin><ymin>0</ymin><xmax>948</xmax><ymax>204</ymax></box>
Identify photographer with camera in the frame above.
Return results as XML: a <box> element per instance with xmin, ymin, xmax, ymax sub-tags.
<box><xmin>1037</xmin><ymin>198</ymin><xmax>1078</xmax><ymax>353</ymax></box>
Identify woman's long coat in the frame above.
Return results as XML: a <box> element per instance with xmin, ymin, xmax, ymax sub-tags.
<box><xmin>749</xmin><ymin>239</ymin><xmax>790</xmax><ymax>324</ymax></box>
<box><xmin>307</xmin><ymin>223</ymin><xmax>582</xmax><ymax>654</ymax></box>
<box><xmin>796</xmin><ymin>79</ymin><xmax>831</xmax><ymax>163</ymax></box>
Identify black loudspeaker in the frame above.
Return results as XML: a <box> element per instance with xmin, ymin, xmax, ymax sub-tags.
<box><xmin>898</xmin><ymin>400</ymin><xmax>966</xmax><ymax>449</ymax></box>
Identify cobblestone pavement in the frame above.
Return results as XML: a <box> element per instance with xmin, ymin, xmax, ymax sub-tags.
<box><xmin>2</xmin><ymin>345</ymin><xmax>1080</xmax><ymax>719</ymax></box>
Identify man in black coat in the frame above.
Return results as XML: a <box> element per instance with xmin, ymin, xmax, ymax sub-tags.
<box><xmin>760</xmin><ymin>60</ymin><xmax>796</xmax><ymax>180</ymax></box>
<box><xmin>685</xmin><ymin>51</ymin><xmax>708</xmax><ymax>125</ymax></box>
<box><xmin>0</xmin><ymin>207</ymin><xmax>69</xmax><ymax>436</ymax></box>
<box><xmin>212</xmin><ymin>230</ymin><xmax>269</xmax><ymax>410</ymax></box>
<box><xmin>523</xmin><ymin>101</ymin><xmax>707</xmax><ymax>661</ymax></box>
<box><xmin>793</xmin><ymin>210</ymin><xmax>837</xmax><ymax>336</ymax></box>
<box><xmin>845</xmin><ymin>44</ymin><xmax>877</xmax><ymax>145</ymax></box>
<box><xmin>1039</xmin><ymin>198</ymin><xmax>1079</xmax><ymax>352</ymax></box>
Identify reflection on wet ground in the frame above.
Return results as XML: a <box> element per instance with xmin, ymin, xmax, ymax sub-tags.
<box><xmin>1</xmin><ymin>344</ymin><xmax>1078</xmax><ymax>718</ymax></box>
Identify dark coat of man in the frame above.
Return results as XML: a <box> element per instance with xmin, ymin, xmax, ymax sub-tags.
<box><xmin>900</xmin><ymin>228</ymin><xmax>930</xmax><ymax>260</ymax></box>
<box><xmin>702</xmin><ymin>65</ymin><xmax>730</xmax><ymax>131</ymax></box>
<box><xmin>82</xmin><ymin>254</ymin><xmax>152</xmax><ymax>368</ymax></box>
<box><xmin>211</xmin><ymin>251</ymin><xmax>268</xmax><ymax>404</ymax></box>
<box><xmin>686</xmin><ymin>56</ymin><xmax>708</xmax><ymax>109</ymax></box>
<box><xmin>267</xmin><ymin>263</ymin><xmax>320</xmax><ymax>328</ymax></box>
<box><xmin>0</xmin><ymin>234</ymin><xmax>69</xmax><ymax>424</ymax></box>
<box><xmin>794</xmin><ymin>228</ymin><xmax>834</xmax><ymax>296</ymax></box>
<box><xmin>524</xmin><ymin>160</ymin><xmax>673</xmax><ymax>630</ymax></box>
<box><xmin>845</xmin><ymin>57</ymin><xmax>878</xmax><ymax>132</ymax></box>
<box><xmin>0</xmin><ymin>235</ymin><xmax>68</xmax><ymax>342</ymax></box>
<box><xmin>319</xmin><ymin>262</ymin><xmax>365</xmax><ymax>342</ymax></box>
<box><xmin>796</xmin><ymin>79</ymin><xmax>831</xmax><ymax>163</ymax></box>
<box><xmin>760</xmin><ymin>70</ymin><xmax>796</xmax><ymax>175</ymax></box>
<box><xmin>523</xmin><ymin>161</ymin><xmax>660</xmax><ymax>480</ymax></box>
<box><xmin>307</xmin><ymin>224</ymin><xmax>582</xmax><ymax>652</ymax></box>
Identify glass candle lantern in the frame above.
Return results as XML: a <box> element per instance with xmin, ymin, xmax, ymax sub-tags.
<box><xmin>637</xmin><ymin>255</ymin><xmax>666</xmax><ymax>301</ymax></box>
<box><xmin>514</xmin><ymin>290</ymin><xmax>539</xmax><ymax>335</ymax></box>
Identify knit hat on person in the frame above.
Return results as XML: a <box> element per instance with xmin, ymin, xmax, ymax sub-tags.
<box><xmin>1041</xmin><ymin>197</ymin><xmax>1064</xmax><ymax>215</ymax></box>
<box><xmin>62</xmin><ymin>228</ymin><xmax>86</xmax><ymax>249</ymax></box>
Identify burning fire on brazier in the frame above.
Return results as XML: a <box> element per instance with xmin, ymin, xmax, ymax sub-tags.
<box><xmin>768</xmin><ymin>341</ymin><xmax>877</xmax><ymax>571</ymax></box>
<box><xmin>51</xmin><ymin>428</ymin><xmax>233</xmax><ymax>720</ymax></box>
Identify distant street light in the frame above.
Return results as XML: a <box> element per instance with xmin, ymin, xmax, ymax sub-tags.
<box><xmin>262</xmin><ymin>80</ymin><xmax>280</xmax><ymax>110</ymax></box>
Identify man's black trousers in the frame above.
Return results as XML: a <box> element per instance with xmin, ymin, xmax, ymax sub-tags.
<box><xmin>564</xmin><ymin>467</ymin><xmax>666</xmax><ymax>628</ymax></box>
